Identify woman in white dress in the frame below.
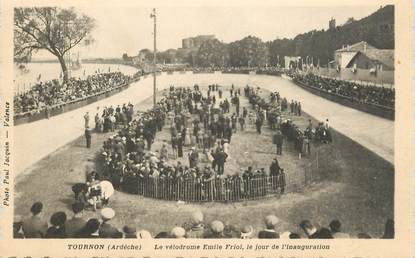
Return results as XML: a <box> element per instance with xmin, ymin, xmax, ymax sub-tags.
<box><xmin>185</xmin><ymin>127</ymin><xmax>192</xmax><ymax>146</ymax></box>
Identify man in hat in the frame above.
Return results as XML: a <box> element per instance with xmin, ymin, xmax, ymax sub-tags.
<box><xmin>177</xmin><ymin>133</ymin><xmax>183</xmax><ymax>158</ymax></box>
<box><xmin>160</xmin><ymin>142</ymin><xmax>169</xmax><ymax>161</ymax></box>
<box><xmin>329</xmin><ymin>220</ymin><xmax>350</xmax><ymax>238</ymax></box>
<box><xmin>85</xmin><ymin>126</ymin><xmax>92</xmax><ymax>148</ymax></box>
<box><xmin>22</xmin><ymin>202</ymin><xmax>48</xmax><ymax>238</ymax></box>
<box><xmin>240</xmin><ymin>225</ymin><xmax>254</xmax><ymax>239</ymax></box>
<box><xmin>238</xmin><ymin>115</ymin><xmax>245</xmax><ymax>131</ymax></box>
<box><xmin>171</xmin><ymin>227</ymin><xmax>186</xmax><ymax>238</ymax></box>
<box><xmin>273</xmin><ymin>129</ymin><xmax>283</xmax><ymax>155</ymax></box>
<box><xmin>214</xmin><ymin>148</ymin><xmax>227</xmax><ymax>175</ymax></box>
<box><xmin>299</xmin><ymin>220</ymin><xmax>333</xmax><ymax>239</ymax></box>
<box><xmin>270</xmin><ymin>157</ymin><xmax>280</xmax><ymax>174</ymax></box>
<box><xmin>65</xmin><ymin>202</ymin><xmax>87</xmax><ymax>238</ymax></box>
<box><xmin>258</xmin><ymin>215</ymin><xmax>280</xmax><ymax>238</ymax></box>
<box><xmin>324</xmin><ymin>118</ymin><xmax>330</xmax><ymax>129</ymax></box>
<box><xmin>84</xmin><ymin>112</ymin><xmax>90</xmax><ymax>128</ymax></box>
<box><xmin>99</xmin><ymin>208</ymin><xmax>120</xmax><ymax>238</ymax></box>
<box><xmin>123</xmin><ymin>225</ymin><xmax>137</xmax><ymax>238</ymax></box>
<box><xmin>255</xmin><ymin>117</ymin><xmax>263</xmax><ymax>134</ymax></box>
<box><xmin>45</xmin><ymin>211</ymin><xmax>67</xmax><ymax>238</ymax></box>
<box><xmin>76</xmin><ymin>218</ymin><xmax>101</xmax><ymax>238</ymax></box>
<box><xmin>188</xmin><ymin>147</ymin><xmax>199</xmax><ymax>168</ymax></box>
<box><xmin>204</xmin><ymin>220</ymin><xmax>225</xmax><ymax>238</ymax></box>
<box><xmin>185</xmin><ymin>211</ymin><xmax>205</xmax><ymax>238</ymax></box>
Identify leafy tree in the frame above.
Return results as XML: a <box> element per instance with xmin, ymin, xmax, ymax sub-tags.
<box><xmin>156</xmin><ymin>51</ymin><xmax>173</xmax><ymax>64</ymax></box>
<box><xmin>162</xmin><ymin>49</ymin><xmax>177</xmax><ymax>64</ymax></box>
<box><xmin>175</xmin><ymin>49</ymin><xmax>193</xmax><ymax>64</ymax></box>
<box><xmin>228</xmin><ymin>36</ymin><xmax>268</xmax><ymax>67</ymax></box>
<box><xmin>196</xmin><ymin>39</ymin><xmax>229</xmax><ymax>67</ymax></box>
<box><xmin>268</xmin><ymin>38</ymin><xmax>295</xmax><ymax>66</ymax></box>
<box><xmin>14</xmin><ymin>7</ymin><xmax>95</xmax><ymax>82</ymax></box>
<box><xmin>138</xmin><ymin>49</ymin><xmax>153</xmax><ymax>62</ymax></box>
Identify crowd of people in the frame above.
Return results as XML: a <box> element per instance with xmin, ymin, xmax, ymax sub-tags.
<box><xmin>14</xmin><ymin>201</ymin><xmax>394</xmax><ymax>239</ymax></box>
<box><xmin>245</xmin><ymin>85</ymin><xmax>331</xmax><ymax>159</ymax></box>
<box><xmin>14</xmin><ymin>81</ymin><xmax>350</xmax><ymax>239</ymax></box>
<box><xmin>293</xmin><ymin>73</ymin><xmax>395</xmax><ymax>108</ymax></box>
<box><xmin>80</xmin><ymin>82</ymin><xmax>334</xmax><ymax>203</ymax></box>
<box><xmin>88</xmin><ymin>84</ymin><xmax>288</xmax><ymax>199</ymax></box>
<box><xmin>14</xmin><ymin>72</ymin><xmax>132</xmax><ymax>116</ymax></box>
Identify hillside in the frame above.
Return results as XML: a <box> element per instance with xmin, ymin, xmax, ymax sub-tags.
<box><xmin>269</xmin><ymin>5</ymin><xmax>394</xmax><ymax>66</ymax></box>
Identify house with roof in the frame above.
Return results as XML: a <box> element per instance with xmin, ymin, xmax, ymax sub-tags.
<box><xmin>334</xmin><ymin>41</ymin><xmax>394</xmax><ymax>71</ymax></box>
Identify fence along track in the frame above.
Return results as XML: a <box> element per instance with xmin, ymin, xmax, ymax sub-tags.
<box><xmin>132</xmin><ymin>175</ymin><xmax>287</xmax><ymax>202</ymax></box>
<box><xmin>125</xmin><ymin>147</ymin><xmax>334</xmax><ymax>202</ymax></box>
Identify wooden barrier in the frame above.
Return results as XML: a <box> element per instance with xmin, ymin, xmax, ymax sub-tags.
<box><xmin>129</xmin><ymin>175</ymin><xmax>287</xmax><ymax>202</ymax></box>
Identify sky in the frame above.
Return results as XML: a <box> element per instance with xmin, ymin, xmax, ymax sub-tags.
<box><xmin>32</xmin><ymin>5</ymin><xmax>382</xmax><ymax>60</ymax></box>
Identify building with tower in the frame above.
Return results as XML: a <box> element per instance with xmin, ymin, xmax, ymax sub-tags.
<box><xmin>329</xmin><ymin>18</ymin><xmax>336</xmax><ymax>30</ymax></box>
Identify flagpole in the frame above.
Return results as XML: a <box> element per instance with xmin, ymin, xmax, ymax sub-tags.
<box><xmin>150</xmin><ymin>8</ymin><xmax>157</xmax><ymax>108</ymax></box>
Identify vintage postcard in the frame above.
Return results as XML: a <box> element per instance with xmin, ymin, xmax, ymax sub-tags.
<box><xmin>0</xmin><ymin>0</ymin><xmax>413</xmax><ymax>257</ymax></box>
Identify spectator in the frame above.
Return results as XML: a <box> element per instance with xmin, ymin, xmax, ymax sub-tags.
<box><xmin>171</xmin><ymin>227</ymin><xmax>186</xmax><ymax>238</ymax></box>
<box><xmin>123</xmin><ymin>225</ymin><xmax>137</xmax><ymax>238</ymax></box>
<box><xmin>258</xmin><ymin>215</ymin><xmax>280</xmax><ymax>239</ymax></box>
<box><xmin>45</xmin><ymin>211</ymin><xmax>67</xmax><ymax>238</ymax></box>
<box><xmin>76</xmin><ymin>218</ymin><xmax>100</xmax><ymax>238</ymax></box>
<box><xmin>214</xmin><ymin>148</ymin><xmax>227</xmax><ymax>175</ymax></box>
<box><xmin>65</xmin><ymin>202</ymin><xmax>87</xmax><ymax>238</ymax></box>
<box><xmin>240</xmin><ymin>225</ymin><xmax>254</xmax><ymax>239</ymax></box>
<box><xmin>329</xmin><ymin>219</ymin><xmax>350</xmax><ymax>238</ymax></box>
<box><xmin>160</xmin><ymin>142</ymin><xmax>169</xmax><ymax>161</ymax></box>
<box><xmin>293</xmin><ymin>73</ymin><xmax>394</xmax><ymax>108</ymax></box>
<box><xmin>188</xmin><ymin>147</ymin><xmax>199</xmax><ymax>168</ymax></box>
<box><xmin>205</xmin><ymin>220</ymin><xmax>225</xmax><ymax>238</ymax></box>
<box><xmin>273</xmin><ymin>129</ymin><xmax>283</xmax><ymax>155</ymax></box>
<box><xmin>22</xmin><ymin>202</ymin><xmax>48</xmax><ymax>238</ymax></box>
<box><xmin>14</xmin><ymin>72</ymin><xmax>131</xmax><ymax>116</ymax></box>
<box><xmin>98</xmin><ymin>208</ymin><xmax>120</xmax><ymax>238</ymax></box>
<box><xmin>85</xmin><ymin>126</ymin><xmax>92</xmax><ymax>148</ymax></box>
<box><xmin>299</xmin><ymin>220</ymin><xmax>333</xmax><ymax>239</ymax></box>
<box><xmin>186</xmin><ymin>211</ymin><xmax>205</xmax><ymax>238</ymax></box>
<box><xmin>84</xmin><ymin>112</ymin><xmax>90</xmax><ymax>128</ymax></box>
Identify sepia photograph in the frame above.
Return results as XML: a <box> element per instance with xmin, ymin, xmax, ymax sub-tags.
<box><xmin>9</xmin><ymin>3</ymin><xmax>397</xmax><ymax>241</ymax></box>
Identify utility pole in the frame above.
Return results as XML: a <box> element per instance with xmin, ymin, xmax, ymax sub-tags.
<box><xmin>150</xmin><ymin>8</ymin><xmax>157</xmax><ymax>108</ymax></box>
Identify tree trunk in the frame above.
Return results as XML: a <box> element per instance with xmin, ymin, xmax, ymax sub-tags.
<box><xmin>57</xmin><ymin>54</ymin><xmax>68</xmax><ymax>83</ymax></box>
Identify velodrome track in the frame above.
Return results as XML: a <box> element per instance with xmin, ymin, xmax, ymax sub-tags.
<box><xmin>14</xmin><ymin>71</ymin><xmax>394</xmax><ymax>176</ymax></box>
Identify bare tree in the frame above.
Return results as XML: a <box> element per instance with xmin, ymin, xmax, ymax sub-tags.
<box><xmin>14</xmin><ymin>7</ymin><xmax>95</xmax><ymax>82</ymax></box>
